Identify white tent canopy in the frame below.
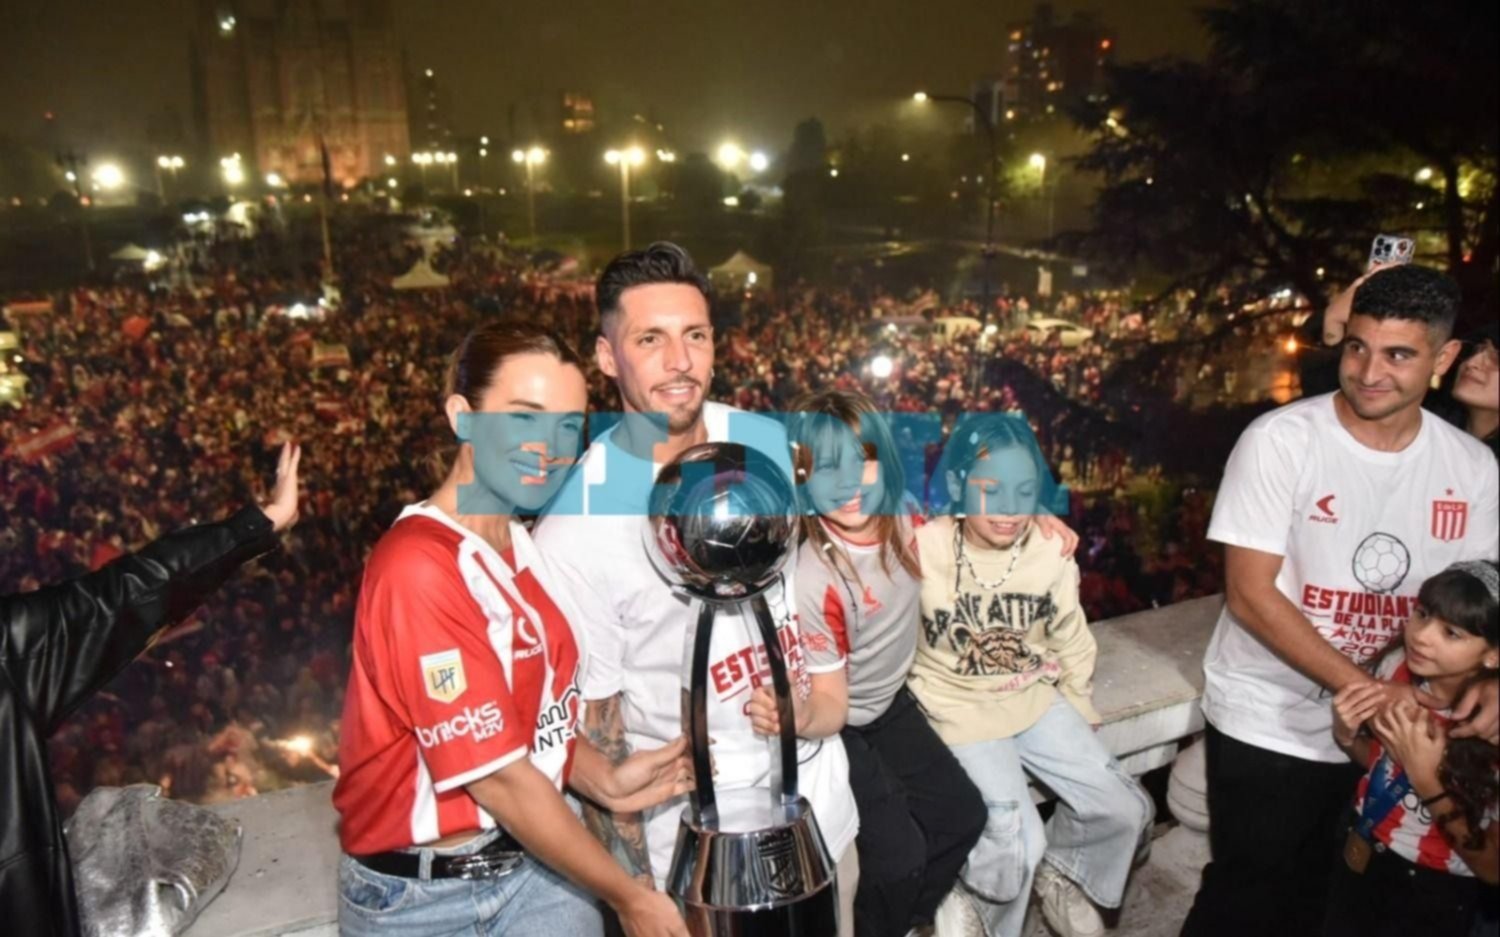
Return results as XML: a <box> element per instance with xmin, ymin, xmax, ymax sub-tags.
<box><xmin>109</xmin><ymin>244</ymin><xmax>151</xmax><ymax>262</ymax></box>
<box><xmin>708</xmin><ymin>250</ymin><xmax>773</xmax><ymax>291</ymax></box>
<box><xmin>391</xmin><ymin>258</ymin><xmax>451</xmax><ymax>290</ymax></box>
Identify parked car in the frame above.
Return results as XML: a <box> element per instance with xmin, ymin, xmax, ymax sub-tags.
<box><xmin>1024</xmin><ymin>317</ymin><xmax>1095</xmax><ymax>348</ymax></box>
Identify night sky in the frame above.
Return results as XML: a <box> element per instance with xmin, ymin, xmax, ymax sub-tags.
<box><xmin>1</xmin><ymin>0</ymin><xmax>1210</xmax><ymax>153</ymax></box>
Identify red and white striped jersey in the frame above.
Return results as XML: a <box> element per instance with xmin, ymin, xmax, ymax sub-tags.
<box><xmin>334</xmin><ymin>504</ymin><xmax>583</xmax><ymax>855</ymax></box>
<box><xmin>1354</xmin><ymin>651</ymin><xmax>1497</xmax><ymax>877</ymax></box>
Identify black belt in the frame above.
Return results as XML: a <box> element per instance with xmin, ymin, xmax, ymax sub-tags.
<box><xmin>354</xmin><ymin>830</ymin><xmax>526</xmax><ymax>880</ymax></box>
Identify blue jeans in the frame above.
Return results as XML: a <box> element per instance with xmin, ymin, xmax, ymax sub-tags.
<box><xmin>950</xmin><ymin>694</ymin><xmax>1152</xmax><ymax>937</ymax></box>
<box><xmin>338</xmin><ymin>830</ymin><xmax>605</xmax><ymax>937</ymax></box>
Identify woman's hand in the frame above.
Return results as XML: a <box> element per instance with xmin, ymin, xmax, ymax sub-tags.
<box><xmin>259</xmin><ymin>442</ymin><xmax>301</xmax><ymax>533</ymax></box>
<box><xmin>1034</xmin><ymin>513</ymin><xmax>1079</xmax><ymax>558</ymax></box>
<box><xmin>1322</xmin><ymin>263</ymin><xmax>1393</xmax><ymax>346</ymax></box>
<box><xmin>605</xmin><ymin>736</ymin><xmax>693</xmax><ymax>813</ymax></box>
<box><xmin>1332</xmin><ymin>681</ymin><xmax>1386</xmax><ymax>747</ymax></box>
<box><xmin>1371</xmin><ymin>702</ymin><xmax>1447</xmax><ymax>794</ymax></box>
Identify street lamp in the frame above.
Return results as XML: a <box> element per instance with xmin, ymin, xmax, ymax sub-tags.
<box><xmin>154</xmin><ymin>155</ymin><xmax>184</xmax><ymax>200</ymax></box>
<box><xmin>716</xmin><ymin>142</ymin><xmax>745</xmax><ymax>170</ymax></box>
<box><xmin>913</xmin><ymin>90</ymin><xmax>1000</xmax><ymax>315</ymax></box>
<box><xmin>91</xmin><ymin>163</ymin><xmax>125</xmax><ymax>191</ymax></box>
<box><xmin>605</xmin><ymin>146</ymin><xmax>648</xmax><ymax>250</ymax></box>
<box><xmin>512</xmin><ymin>146</ymin><xmax>547</xmax><ymax>241</ymax></box>
<box><xmin>412</xmin><ymin>151</ymin><xmax>433</xmax><ymax>187</ymax></box>
<box><xmin>429</xmin><ymin>151</ymin><xmax>458</xmax><ymax>191</ymax></box>
<box><xmin>220</xmin><ymin>154</ymin><xmax>244</xmax><ymax>191</ymax></box>
<box><xmin>1029</xmin><ymin>152</ymin><xmax>1055</xmax><ymax>238</ymax></box>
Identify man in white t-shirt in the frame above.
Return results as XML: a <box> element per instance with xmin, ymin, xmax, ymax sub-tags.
<box><xmin>1181</xmin><ymin>265</ymin><xmax>1500</xmax><ymax>937</ymax></box>
<box><xmin>533</xmin><ymin>243</ymin><xmax>861</xmax><ymax>935</ymax></box>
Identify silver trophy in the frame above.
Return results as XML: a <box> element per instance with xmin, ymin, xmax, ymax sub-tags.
<box><xmin>644</xmin><ymin>442</ymin><xmax>839</xmax><ymax>937</ymax></box>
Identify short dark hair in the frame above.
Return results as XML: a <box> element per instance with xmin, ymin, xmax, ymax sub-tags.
<box><xmin>595</xmin><ymin>241</ymin><xmax>711</xmax><ymax>331</ymax></box>
<box><xmin>1350</xmin><ymin>264</ymin><xmax>1460</xmax><ymax>343</ymax></box>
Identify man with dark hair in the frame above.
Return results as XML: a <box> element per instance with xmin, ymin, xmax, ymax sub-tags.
<box><xmin>1349</xmin><ymin>263</ymin><xmax>1460</xmax><ymax>344</ymax></box>
<box><xmin>1181</xmin><ymin>265</ymin><xmax>1499</xmax><ymax>937</ymax></box>
<box><xmin>595</xmin><ymin>242</ymin><xmax>712</xmax><ymax>335</ymax></box>
<box><xmin>535</xmin><ymin>242</ymin><xmax>863</xmax><ymax>935</ymax></box>
<box><xmin>592</xmin><ymin>242</ymin><xmax>715</xmax><ymax>439</ymax></box>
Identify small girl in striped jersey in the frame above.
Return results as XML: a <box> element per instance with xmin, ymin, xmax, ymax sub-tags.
<box><xmin>1327</xmin><ymin>560</ymin><xmax>1499</xmax><ymax>937</ymax></box>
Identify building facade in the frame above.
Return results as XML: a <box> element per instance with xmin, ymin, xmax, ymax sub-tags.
<box><xmin>984</xmin><ymin>2</ymin><xmax>1115</xmax><ymax>123</ymax></box>
<box><xmin>192</xmin><ymin>0</ymin><xmax>410</xmax><ymax>189</ymax></box>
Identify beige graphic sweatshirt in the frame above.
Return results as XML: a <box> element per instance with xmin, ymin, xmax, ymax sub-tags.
<box><xmin>908</xmin><ymin>516</ymin><xmax>1101</xmax><ymax>745</ymax></box>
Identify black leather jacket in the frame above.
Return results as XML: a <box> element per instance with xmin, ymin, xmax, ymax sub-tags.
<box><xmin>0</xmin><ymin>506</ymin><xmax>277</xmax><ymax>937</ymax></box>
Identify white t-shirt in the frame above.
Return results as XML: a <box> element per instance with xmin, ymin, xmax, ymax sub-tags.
<box><xmin>1203</xmin><ymin>393</ymin><xmax>1499</xmax><ymax>762</ymax></box>
<box><xmin>533</xmin><ymin>402</ymin><xmax>859</xmax><ymax>886</ymax></box>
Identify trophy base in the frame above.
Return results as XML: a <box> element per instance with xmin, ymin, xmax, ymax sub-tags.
<box><xmin>668</xmin><ymin>791</ymin><xmax>838</xmax><ymax>937</ymax></box>
<box><xmin>681</xmin><ymin>893</ymin><xmax>838</xmax><ymax>937</ymax></box>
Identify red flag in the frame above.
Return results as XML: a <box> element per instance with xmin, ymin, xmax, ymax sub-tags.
<box><xmin>6</xmin><ymin>421</ymin><xmax>77</xmax><ymax>462</ymax></box>
<box><xmin>122</xmin><ymin>315</ymin><xmax>151</xmax><ymax>341</ymax></box>
<box><xmin>313</xmin><ymin>396</ymin><xmax>344</xmax><ymax>420</ymax></box>
<box><xmin>90</xmin><ymin>541</ymin><xmax>124</xmax><ymax>571</ymax></box>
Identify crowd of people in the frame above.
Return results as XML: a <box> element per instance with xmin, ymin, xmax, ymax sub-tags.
<box><xmin>3</xmin><ymin>218</ymin><xmax>1497</xmax><ymax>937</ymax></box>
<box><xmin>0</xmin><ymin>223</ymin><xmax>1309</xmax><ymax>818</ymax></box>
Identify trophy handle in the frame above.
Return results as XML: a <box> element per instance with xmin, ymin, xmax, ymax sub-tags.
<box><xmin>687</xmin><ymin>602</ymin><xmax>718</xmax><ymax>825</ymax></box>
<box><xmin>749</xmin><ymin>591</ymin><xmax>799</xmax><ymax>808</ymax></box>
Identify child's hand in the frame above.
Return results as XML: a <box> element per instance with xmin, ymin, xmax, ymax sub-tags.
<box><xmin>1332</xmin><ymin>681</ymin><xmax>1385</xmax><ymax>746</ymax></box>
<box><xmin>747</xmin><ymin>686</ymin><xmax>794</xmax><ymax>737</ymax></box>
<box><xmin>1371</xmin><ymin>702</ymin><xmax>1446</xmax><ymax>793</ymax></box>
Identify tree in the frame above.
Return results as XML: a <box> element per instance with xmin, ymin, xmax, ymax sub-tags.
<box><xmin>1070</xmin><ymin>0</ymin><xmax>1497</xmax><ymax>327</ymax></box>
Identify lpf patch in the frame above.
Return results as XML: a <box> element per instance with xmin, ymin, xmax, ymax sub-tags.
<box><xmin>420</xmin><ymin>649</ymin><xmax>467</xmax><ymax>703</ymax></box>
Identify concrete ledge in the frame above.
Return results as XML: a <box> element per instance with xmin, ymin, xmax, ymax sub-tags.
<box><xmin>184</xmin><ymin>597</ymin><xmax>1221</xmax><ymax>936</ymax></box>
<box><xmin>184</xmin><ymin>783</ymin><xmax>340</xmax><ymax>937</ymax></box>
<box><xmin>1091</xmin><ymin>594</ymin><xmax>1214</xmax><ymax>770</ymax></box>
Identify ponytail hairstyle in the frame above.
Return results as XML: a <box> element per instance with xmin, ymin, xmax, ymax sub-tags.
<box><xmin>786</xmin><ymin>389</ymin><xmax>919</xmax><ymax>583</ymax></box>
<box><xmin>425</xmin><ymin>321</ymin><xmax>585</xmax><ymax>484</ymax></box>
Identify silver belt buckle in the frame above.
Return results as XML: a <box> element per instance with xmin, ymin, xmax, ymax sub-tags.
<box><xmin>447</xmin><ymin>848</ymin><xmax>525</xmax><ymax>880</ymax></box>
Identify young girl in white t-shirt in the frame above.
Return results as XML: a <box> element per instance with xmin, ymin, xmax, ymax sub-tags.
<box><xmin>1328</xmin><ymin>560</ymin><xmax>1500</xmax><ymax>937</ymax></box>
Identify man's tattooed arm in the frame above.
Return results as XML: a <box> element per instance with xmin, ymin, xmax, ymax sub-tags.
<box><xmin>580</xmin><ymin>693</ymin><xmax>654</xmax><ymax>884</ymax></box>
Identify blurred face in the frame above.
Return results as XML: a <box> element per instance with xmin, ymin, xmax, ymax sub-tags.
<box><xmin>596</xmin><ymin>283</ymin><xmax>713</xmax><ymax>434</ymax></box>
<box><xmin>1452</xmin><ymin>340</ymin><xmax>1499</xmax><ymax>415</ymax></box>
<box><xmin>957</xmin><ymin>445</ymin><xmax>1038</xmax><ymax>550</ymax></box>
<box><xmin>1339</xmin><ymin>314</ymin><xmax>1459</xmax><ymax>421</ymax></box>
<box><xmin>448</xmin><ymin>352</ymin><xmax>587</xmax><ymax>513</ymax></box>
<box><xmin>1403</xmin><ymin>605</ymin><xmax>1497</xmax><ymax>685</ymax></box>
<box><xmin>802</xmin><ymin>424</ymin><xmax>880</xmax><ymax>538</ymax></box>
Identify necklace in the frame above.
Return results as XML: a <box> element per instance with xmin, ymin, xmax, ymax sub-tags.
<box><xmin>953</xmin><ymin>521</ymin><xmax>1024</xmax><ymax>592</ymax></box>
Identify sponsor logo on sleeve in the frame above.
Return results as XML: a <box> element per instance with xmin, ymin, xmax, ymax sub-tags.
<box><xmin>421</xmin><ymin>649</ymin><xmax>467</xmax><ymax>703</ymax></box>
<box><xmin>416</xmin><ymin>702</ymin><xmax>506</xmax><ymax>748</ymax></box>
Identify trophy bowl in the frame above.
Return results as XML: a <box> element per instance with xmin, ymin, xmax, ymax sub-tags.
<box><xmin>646</xmin><ymin>441</ymin><xmax>838</xmax><ymax>936</ymax></box>
<box><xmin>643</xmin><ymin>442</ymin><xmax>799</xmax><ymax>603</ymax></box>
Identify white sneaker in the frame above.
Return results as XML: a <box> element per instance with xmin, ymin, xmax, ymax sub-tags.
<box><xmin>1033</xmin><ymin>864</ymin><xmax>1105</xmax><ymax>937</ymax></box>
<box><xmin>934</xmin><ymin>887</ymin><xmax>984</xmax><ymax>937</ymax></box>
